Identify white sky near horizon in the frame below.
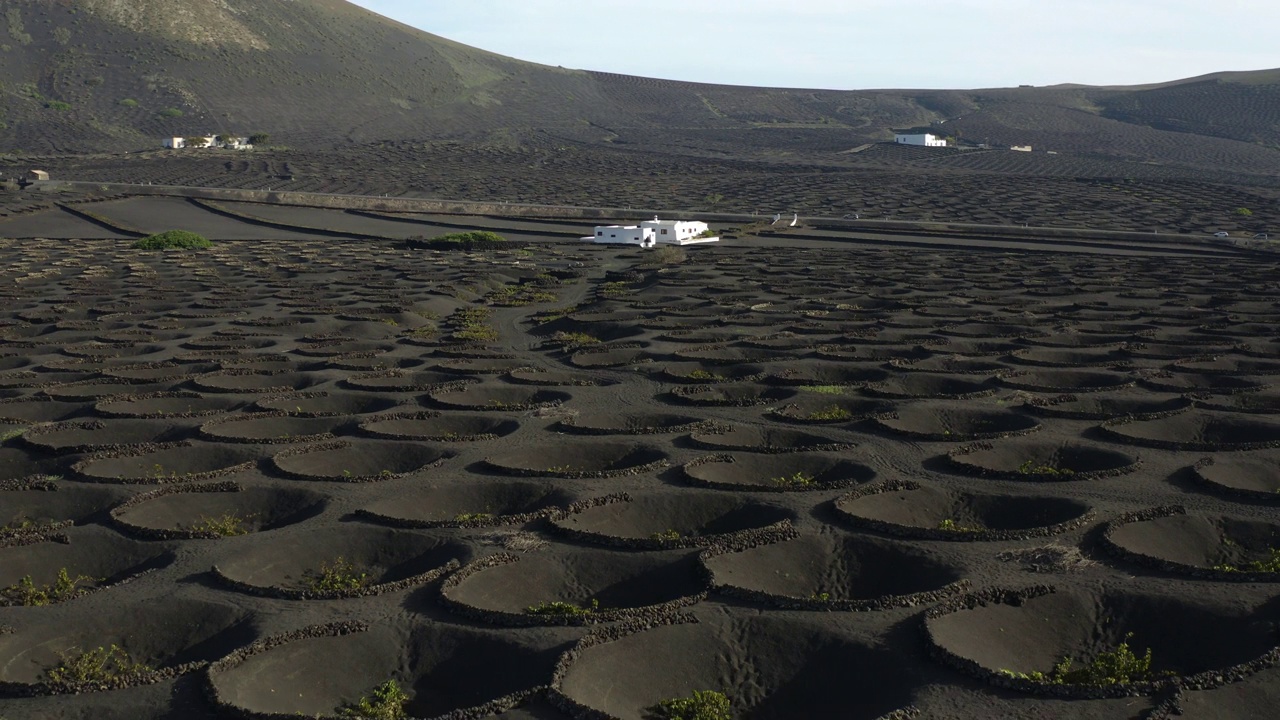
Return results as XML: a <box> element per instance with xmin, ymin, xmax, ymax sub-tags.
<box><xmin>347</xmin><ymin>1</ymin><xmax>1279</xmax><ymax>89</ymax></box>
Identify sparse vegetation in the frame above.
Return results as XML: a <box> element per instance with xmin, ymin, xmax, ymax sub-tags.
<box><xmin>454</xmin><ymin>512</ymin><xmax>495</xmax><ymax>522</ymax></box>
<box><xmin>191</xmin><ymin>513</ymin><xmax>252</xmax><ymax>537</ymax></box>
<box><xmin>44</xmin><ymin>645</ymin><xmax>151</xmax><ymax>688</ymax></box>
<box><xmin>432</xmin><ymin>230</ymin><xmax>506</xmax><ymax>244</ymax></box>
<box><xmin>600</xmin><ymin>281</ymin><xmax>632</xmax><ymax>298</ymax></box>
<box><xmin>45</xmin><ymin>100</ymin><xmax>71</xmax><ymax>112</ymax></box>
<box><xmin>118</xmin><ymin>98</ymin><xmax>138</xmax><ymax>107</ymax></box>
<box><xmin>938</xmin><ymin>518</ymin><xmax>984</xmax><ymax>533</ymax></box>
<box><xmin>305</xmin><ymin>557</ymin><xmax>371</xmax><ymax>593</ymax></box>
<box><xmin>771</xmin><ymin>471</ymin><xmax>816</xmax><ymax>488</ymax></box>
<box><xmin>338</xmin><ymin>679</ymin><xmax>410</xmax><ymax>719</ymax></box>
<box><xmin>651</xmin><ymin>245</ymin><xmax>687</xmax><ymax>265</ymax></box>
<box><xmin>450</xmin><ymin>307</ymin><xmax>498</xmax><ymax>343</ymax></box>
<box><xmin>650</xmin><ymin>529</ymin><xmax>682</xmax><ymax>541</ymax></box>
<box><xmin>804</xmin><ymin>385</ymin><xmax>850</xmax><ymax>395</ymax></box>
<box><xmin>524</xmin><ymin>598</ymin><xmax>598</xmax><ymax>616</ymax></box>
<box><xmin>133</xmin><ymin>230</ymin><xmax>212</xmax><ymax>251</ymax></box>
<box><xmin>1017</xmin><ymin>459</ymin><xmax>1075</xmax><ymax>477</ymax></box>
<box><xmin>157</xmin><ymin>107</ymin><xmax>184</xmax><ymax>118</ymax></box>
<box><xmin>999</xmin><ymin>634</ymin><xmax>1165</xmax><ymax>686</ymax></box>
<box><xmin>805</xmin><ymin>405</ymin><xmax>853</xmax><ymax>421</ymax></box>
<box><xmin>0</xmin><ymin>426</ymin><xmax>25</xmax><ymax>442</ymax></box>
<box><xmin>649</xmin><ymin>690</ymin><xmax>732</xmax><ymax>720</ymax></box>
<box><xmin>687</xmin><ymin>369</ymin><xmax>725</xmax><ymax>381</ymax></box>
<box><xmin>1214</xmin><ymin>547</ymin><xmax>1280</xmax><ymax>573</ymax></box>
<box><xmin>1</xmin><ymin>568</ymin><xmax>96</xmax><ymax>606</ymax></box>
<box><xmin>551</xmin><ymin>331</ymin><xmax>600</xmax><ymax>346</ymax></box>
<box><xmin>1235</xmin><ymin>207</ymin><xmax>1254</xmax><ymax>216</ymax></box>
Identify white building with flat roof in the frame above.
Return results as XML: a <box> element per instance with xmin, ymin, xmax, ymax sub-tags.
<box><xmin>584</xmin><ymin>217</ymin><xmax>719</xmax><ymax>247</ymax></box>
<box><xmin>893</xmin><ymin>132</ymin><xmax>947</xmax><ymax>147</ymax></box>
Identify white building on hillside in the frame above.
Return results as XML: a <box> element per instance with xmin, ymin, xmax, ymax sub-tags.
<box><xmin>584</xmin><ymin>217</ymin><xmax>719</xmax><ymax>247</ymax></box>
<box><xmin>162</xmin><ymin>135</ymin><xmax>252</xmax><ymax>150</ymax></box>
<box><xmin>893</xmin><ymin>131</ymin><xmax>947</xmax><ymax>147</ymax></box>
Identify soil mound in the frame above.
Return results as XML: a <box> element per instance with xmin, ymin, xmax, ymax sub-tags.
<box><xmin>434</xmin><ymin>358</ymin><xmax>533</xmax><ymax>375</ymax></box>
<box><xmin>682</xmin><ymin>452</ymin><xmax>875</xmax><ymax>492</ymax></box>
<box><xmin>359</xmin><ymin>477</ymin><xmax>574</xmax><ymax>528</ymax></box>
<box><xmin>440</xmin><ymin>547</ymin><xmax>706</xmax><ymax>626</ymax></box>
<box><xmin>507</xmin><ymin>369</ymin><xmax>608</xmax><ymax>386</ymax></box>
<box><xmin>270</xmin><ymin>440</ymin><xmax>452</xmax><ymax>482</ymax></box>
<box><xmin>1140</xmin><ymin>373</ymin><xmax>1268</xmax><ymax>394</ymax></box>
<box><xmin>359</xmin><ymin>411</ymin><xmax>519</xmax><ymax>442</ymax></box>
<box><xmin>0</xmin><ymin>596</ymin><xmax>257</xmax><ymax>694</ymax></box>
<box><xmin>212</xmin><ymin>525</ymin><xmax>468</xmax><ymax>599</ymax></box>
<box><xmin>341</xmin><ymin>370</ymin><xmax>471</xmax><ymax>392</ymax></box>
<box><xmin>95</xmin><ymin>392</ymin><xmax>245</xmax><ymax>419</ymax></box>
<box><xmin>0</xmin><ymin>397</ymin><xmax>86</xmax><ymax>423</ymax></box>
<box><xmin>768</xmin><ymin>396</ymin><xmax>894</xmax><ymax>424</ymax></box>
<box><xmin>483</xmin><ymin>441</ymin><xmax>668</xmax><ymax>479</ymax></box>
<box><xmin>1025</xmin><ymin>393</ymin><xmax>1191</xmax><ymax>420</ymax></box>
<box><xmin>1</xmin><ymin>485</ymin><xmax>123</xmax><ymax>536</ymax></box>
<box><xmin>948</xmin><ymin>440</ymin><xmax>1139</xmax><ymax>480</ymax></box>
<box><xmin>1099</xmin><ymin>411</ymin><xmax>1280</xmax><ymax>451</ymax></box>
<box><xmin>208</xmin><ymin>623</ymin><xmax>558</xmax><ymax>718</ymax></box>
<box><xmin>835</xmin><ymin>480</ymin><xmax>1093</xmax><ymax>541</ymax></box>
<box><xmin>658</xmin><ymin>362</ymin><xmax>768</xmax><ymax>384</ymax></box>
<box><xmin>1196</xmin><ymin>388</ymin><xmax>1280</xmax><ymax>414</ymax></box>
<box><xmin>1103</xmin><ymin>506</ymin><xmax>1280</xmax><ymax>579</ymax></box>
<box><xmin>0</xmin><ymin>446</ymin><xmax>54</xmax><ymax>482</ymax></box>
<box><xmin>893</xmin><ymin>355</ymin><xmax>1010</xmax><ymax>374</ymax></box>
<box><xmin>766</xmin><ymin>363</ymin><xmax>889</xmax><ymax>387</ymax></box>
<box><xmin>1174</xmin><ymin>356</ymin><xmax>1280</xmax><ymax>376</ymax></box>
<box><xmin>703</xmin><ymin>531</ymin><xmax>964</xmax><ymax>610</ymax></box>
<box><xmin>666</xmin><ymin>383</ymin><xmax>797</xmax><ymax>407</ymax></box>
<box><xmin>255</xmin><ymin>391</ymin><xmax>401</xmax><ymax>417</ymax></box>
<box><xmin>22</xmin><ymin>419</ymin><xmax>193</xmax><ymax>453</ymax></box>
<box><xmin>688</xmin><ymin>424</ymin><xmax>852</xmax><ymax>453</ymax></box>
<box><xmin>926</xmin><ymin>586</ymin><xmax>1279</xmax><ymax>697</ymax></box>
<box><xmin>73</xmin><ymin>444</ymin><xmax>262</xmax><ymax>484</ymax></box>
<box><xmin>110</xmin><ymin>483</ymin><xmax>327</xmax><ymax>539</ymax></box>
<box><xmin>429</xmin><ymin>384</ymin><xmax>569</xmax><ymax>411</ymax></box>
<box><xmin>191</xmin><ymin>371</ymin><xmax>321</xmax><ymax>394</ymax></box>
<box><xmin>550</xmin><ymin>493</ymin><xmax>795</xmax><ymax>549</ymax></box>
<box><xmin>555</xmin><ymin>615</ymin><xmax>920</xmax><ymax>720</ymax></box>
<box><xmin>871</xmin><ymin>404</ymin><xmax>1040</xmax><ymax>441</ymax></box>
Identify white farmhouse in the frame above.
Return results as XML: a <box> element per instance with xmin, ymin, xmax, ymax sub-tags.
<box><xmin>163</xmin><ymin>137</ymin><xmax>186</xmax><ymax>149</ymax></box>
<box><xmin>584</xmin><ymin>217</ymin><xmax>719</xmax><ymax>247</ymax></box>
<box><xmin>893</xmin><ymin>131</ymin><xmax>947</xmax><ymax>147</ymax></box>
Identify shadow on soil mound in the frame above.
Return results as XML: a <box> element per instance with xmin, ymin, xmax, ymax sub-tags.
<box><xmin>1099</xmin><ymin>411</ymin><xmax>1280</xmax><ymax>451</ymax></box>
<box><xmin>0</xmin><ymin>525</ymin><xmax>175</xmax><ymax>606</ymax></box>
<box><xmin>0</xmin><ymin>596</ymin><xmax>258</xmax><ymax>695</ymax></box>
<box><xmin>211</xmin><ymin>525</ymin><xmax>469</xmax><ymax>599</ymax></box>
<box><xmin>1025</xmin><ymin>393</ymin><xmax>1191</xmax><ymax>421</ymax></box>
<box><xmin>688</xmin><ymin>425</ymin><xmax>852</xmax><ymax>453</ymax></box>
<box><xmin>270</xmin><ymin>440</ymin><xmax>453</xmax><ymax>482</ymax></box>
<box><xmin>208</xmin><ymin>622</ymin><xmax>560</xmax><ymax>718</ymax></box>
<box><xmin>683</xmin><ymin>452</ymin><xmax>874</xmax><ymax>492</ymax></box>
<box><xmin>1192</xmin><ymin>456</ymin><xmax>1280</xmax><ymax>502</ymax></box>
<box><xmin>254</xmin><ymin>391</ymin><xmax>401</xmax><ymax>417</ymax></box>
<box><xmin>550</xmin><ymin>492</ymin><xmax>795</xmax><ymax>549</ymax></box>
<box><xmin>440</xmin><ymin>547</ymin><xmax>707</xmax><ymax>626</ymax></box>
<box><xmin>870</xmin><ymin>404</ymin><xmax>1040</xmax><ymax>441</ymax></box>
<box><xmin>199</xmin><ymin>412</ymin><xmax>345</xmax><ymax>444</ymax></box>
<box><xmin>555</xmin><ymin>614</ymin><xmax>922</xmax><ymax>720</ymax></box>
<box><xmin>360</xmin><ymin>411</ymin><xmax>520</xmax><ymax>442</ymax></box>
<box><xmin>702</xmin><ymin>531</ymin><xmax>964</xmax><ymax>610</ymax></box>
<box><xmin>866</xmin><ymin>374</ymin><xmax>998</xmax><ymax>400</ymax></box>
<box><xmin>22</xmin><ymin>419</ymin><xmax>194</xmax><ymax>453</ymax></box>
<box><xmin>767</xmin><ymin>395</ymin><xmax>894</xmax><ymax>424</ymax></box>
<box><xmin>1103</xmin><ymin>506</ymin><xmax>1280</xmax><ymax>580</ymax></box>
<box><xmin>1000</xmin><ymin>370</ymin><xmax>1134</xmax><ymax>393</ymax></box>
<box><xmin>834</xmin><ymin>480</ymin><xmax>1093</xmax><ymax>541</ymax></box>
<box><xmin>554</xmin><ymin>411</ymin><xmax>710</xmax><ymax>436</ymax></box>
<box><xmin>665</xmin><ymin>383</ymin><xmax>797</xmax><ymax>407</ymax></box>
<box><xmin>73</xmin><ymin>444</ymin><xmax>263</xmax><ymax>484</ymax></box>
<box><xmin>428</xmin><ymin>385</ymin><xmax>570</xmax><ymax>411</ymax></box>
<box><xmin>1</xmin><ymin>485</ymin><xmax>124</xmax><ymax>536</ymax></box>
<box><xmin>357</xmin><ymin>481</ymin><xmax>575</xmax><ymax>528</ymax></box>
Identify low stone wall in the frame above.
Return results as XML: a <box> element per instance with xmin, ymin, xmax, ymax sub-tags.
<box><xmin>1098</xmin><ymin>505</ymin><xmax>1280</xmax><ymax>582</ymax></box>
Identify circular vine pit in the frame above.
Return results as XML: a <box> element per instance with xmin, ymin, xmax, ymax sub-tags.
<box><xmin>191</xmin><ymin>371</ymin><xmax>322</xmax><ymax>394</ymax></box>
<box><xmin>207</xmin><ymin>622</ymin><xmax>557</xmax><ymax>718</ymax></box>
<box><xmin>95</xmin><ymin>393</ymin><xmax>245</xmax><ymax>419</ymax></box>
<box><xmin>550</xmin><ymin>492</ymin><xmax>795</xmax><ymax>549</ymax></box>
<box><xmin>428</xmin><ymin>384</ymin><xmax>570</xmax><ymax>412</ymax></box>
<box><xmin>924</xmin><ymin>586</ymin><xmax>1280</xmax><ymax>698</ymax></box>
<box><xmin>1192</xmin><ymin>456</ymin><xmax>1280</xmax><ymax>501</ymax></box>
<box><xmin>74</xmin><ymin>444</ymin><xmax>262</xmax><ymax>484</ymax></box>
<box><xmin>1103</xmin><ymin>506</ymin><xmax>1280</xmax><ymax>579</ymax></box>
<box><xmin>110</xmin><ymin>484</ymin><xmax>328</xmax><ymax>539</ymax></box>
<box><xmin>440</xmin><ymin>547</ymin><xmax>706</xmax><ymax>626</ymax></box>
<box><xmin>359</xmin><ymin>411</ymin><xmax>519</xmax><ymax>442</ymax></box>
<box><xmin>834</xmin><ymin>480</ymin><xmax>1092</xmax><ymax>541</ymax></box>
<box><xmin>555</xmin><ymin>614</ymin><xmax>921</xmax><ymax>720</ymax></box>
<box><xmin>768</xmin><ymin>395</ymin><xmax>894</xmax><ymax>424</ymax></box>
<box><xmin>947</xmin><ymin>440</ymin><xmax>1139</xmax><ymax>481</ymax></box>
<box><xmin>702</xmin><ymin>532</ymin><xmax>964</xmax><ymax>610</ymax></box>
<box><xmin>666</xmin><ymin>382</ymin><xmax>797</xmax><ymax>407</ymax></box>
<box><xmin>482</xmin><ymin>441</ymin><xmax>668</xmax><ymax>479</ymax></box>
<box><xmin>255</xmin><ymin>391</ymin><xmax>401</xmax><ymax>417</ymax></box>
<box><xmin>1195</xmin><ymin>388</ymin><xmax>1280</xmax><ymax>414</ymax></box>
<box><xmin>682</xmin><ymin>452</ymin><xmax>875</xmax><ymax>492</ymax></box>
<box><xmin>199</xmin><ymin>413</ymin><xmax>345</xmax><ymax>444</ymax></box>
<box><xmin>357</xmin><ymin>481</ymin><xmax>574</xmax><ymax>528</ymax></box>
<box><xmin>556</xmin><ymin>411</ymin><xmax>709</xmax><ymax>436</ymax></box>
<box><xmin>270</xmin><ymin>440</ymin><xmax>452</xmax><ymax>482</ymax></box>
<box><xmin>866</xmin><ymin>374</ymin><xmax>998</xmax><ymax>400</ymax></box>
<box><xmin>1</xmin><ymin>485</ymin><xmax>124</xmax><ymax>537</ymax></box>
<box><xmin>1024</xmin><ymin>393</ymin><xmax>1191</xmax><ymax>421</ymax></box>
<box><xmin>341</xmin><ymin>370</ymin><xmax>471</xmax><ymax>392</ymax></box>
<box><xmin>1000</xmin><ymin>370</ymin><xmax>1134</xmax><ymax>393</ymax></box>
<box><xmin>0</xmin><ymin>596</ymin><xmax>258</xmax><ymax>695</ymax></box>
<box><xmin>766</xmin><ymin>363</ymin><xmax>890</xmax><ymax>387</ymax></box>
<box><xmin>211</xmin><ymin>525</ymin><xmax>469</xmax><ymax>599</ymax></box>
<box><xmin>688</xmin><ymin>425</ymin><xmax>852</xmax><ymax>453</ymax></box>
<box><xmin>870</xmin><ymin>404</ymin><xmax>1040</xmax><ymax>441</ymax></box>
<box><xmin>21</xmin><ymin>419</ymin><xmax>194</xmax><ymax>453</ymax></box>
<box><xmin>0</xmin><ymin>525</ymin><xmax>175</xmax><ymax>605</ymax></box>
<box><xmin>1098</xmin><ymin>411</ymin><xmax>1280</xmax><ymax>451</ymax></box>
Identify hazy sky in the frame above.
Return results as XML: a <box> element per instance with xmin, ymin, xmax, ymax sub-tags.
<box><xmin>348</xmin><ymin>1</ymin><xmax>1278</xmax><ymax>89</ymax></box>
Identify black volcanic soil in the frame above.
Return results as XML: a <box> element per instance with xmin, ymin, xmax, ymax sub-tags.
<box><xmin>3</xmin><ymin>216</ymin><xmax>1280</xmax><ymax>719</ymax></box>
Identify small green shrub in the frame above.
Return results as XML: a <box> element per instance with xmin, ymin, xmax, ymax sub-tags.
<box><xmin>649</xmin><ymin>690</ymin><xmax>732</xmax><ymax>720</ymax></box>
<box><xmin>306</xmin><ymin>557</ymin><xmax>371</xmax><ymax>593</ymax></box>
<box><xmin>1</xmin><ymin>568</ymin><xmax>96</xmax><ymax>606</ymax></box>
<box><xmin>191</xmin><ymin>513</ymin><xmax>252</xmax><ymax>537</ymax></box>
<box><xmin>999</xmin><ymin>634</ymin><xmax>1165</xmax><ymax>685</ymax></box>
<box><xmin>1235</xmin><ymin>207</ymin><xmax>1253</xmax><ymax>216</ymax></box>
<box><xmin>1017</xmin><ymin>459</ymin><xmax>1075</xmax><ymax>476</ymax></box>
<box><xmin>600</xmin><ymin>281</ymin><xmax>632</xmax><ymax>298</ymax></box>
<box><xmin>650</xmin><ymin>529</ymin><xmax>682</xmax><ymax>541</ymax></box>
<box><xmin>938</xmin><ymin>518</ymin><xmax>984</xmax><ymax>533</ymax></box>
<box><xmin>133</xmin><ymin>230</ymin><xmax>212</xmax><ymax>251</ymax></box>
<box><xmin>454</xmin><ymin>512</ymin><xmax>495</xmax><ymax>522</ymax></box>
<box><xmin>804</xmin><ymin>385</ymin><xmax>849</xmax><ymax>395</ymax></box>
<box><xmin>45</xmin><ymin>100</ymin><xmax>71</xmax><ymax>112</ymax></box>
<box><xmin>806</xmin><ymin>405</ymin><xmax>853</xmax><ymax>421</ymax></box>
<box><xmin>432</xmin><ymin>230</ymin><xmax>505</xmax><ymax>244</ymax></box>
<box><xmin>157</xmin><ymin>107</ymin><xmax>183</xmax><ymax>118</ymax></box>
<box><xmin>687</xmin><ymin>369</ymin><xmax>725</xmax><ymax>381</ymax></box>
<box><xmin>524</xmin><ymin>598</ymin><xmax>598</xmax><ymax>616</ymax></box>
<box><xmin>338</xmin><ymin>679</ymin><xmax>409</xmax><ymax>719</ymax></box>
<box><xmin>1214</xmin><ymin>547</ymin><xmax>1280</xmax><ymax>573</ymax></box>
<box><xmin>552</xmin><ymin>331</ymin><xmax>600</xmax><ymax>346</ymax></box>
<box><xmin>0</xmin><ymin>426</ymin><xmax>25</xmax><ymax>442</ymax></box>
<box><xmin>118</xmin><ymin>98</ymin><xmax>138</xmax><ymax>107</ymax></box>
<box><xmin>771</xmin><ymin>471</ymin><xmax>815</xmax><ymax>488</ymax></box>
<box><xmin>45</xmin><ymin>645</ymin><xmax>151</xmax><ymax>688</ymax></box>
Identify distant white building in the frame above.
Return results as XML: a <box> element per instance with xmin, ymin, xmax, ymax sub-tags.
<box><xmin>584</xmin><ymin>217</ymin><xmax>719</xmax><ymax>247</ymax></box>
<box><xmin>162</xmin><ymin>135</ymin><xmax>251</xmax><ymax>150</ymax></box>
<box><xmin>163</xmin><ymin>137</ymin><xmax>186</xmax><ymax>149</ymax></box>
<box><xmin>894</xmin><ymin>132</ymin><xmax>947</xmax><ymax>147</ymax></box>
<box><xmin>1010</xmin><ymin>145</ymin><xmax>1033</xmax><ymax>152</ymax></box>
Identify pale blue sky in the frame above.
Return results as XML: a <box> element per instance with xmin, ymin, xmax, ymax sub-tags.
<box><xmin>349</xmin><ymin>1</ymin><xmax>1278</xmax><ymax>89</ymax></box>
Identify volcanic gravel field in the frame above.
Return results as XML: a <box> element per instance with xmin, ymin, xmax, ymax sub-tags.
<box><xmin>2</xmin><ymin>210</ymin><xmax>1280</xmax><ymax>720</ymax></box>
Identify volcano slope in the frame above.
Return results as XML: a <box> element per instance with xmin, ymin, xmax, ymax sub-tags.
<box><xmin>2</xmin><ymin>216</ymin><xmax>1280</xmax><ymax>719</ymax></box>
